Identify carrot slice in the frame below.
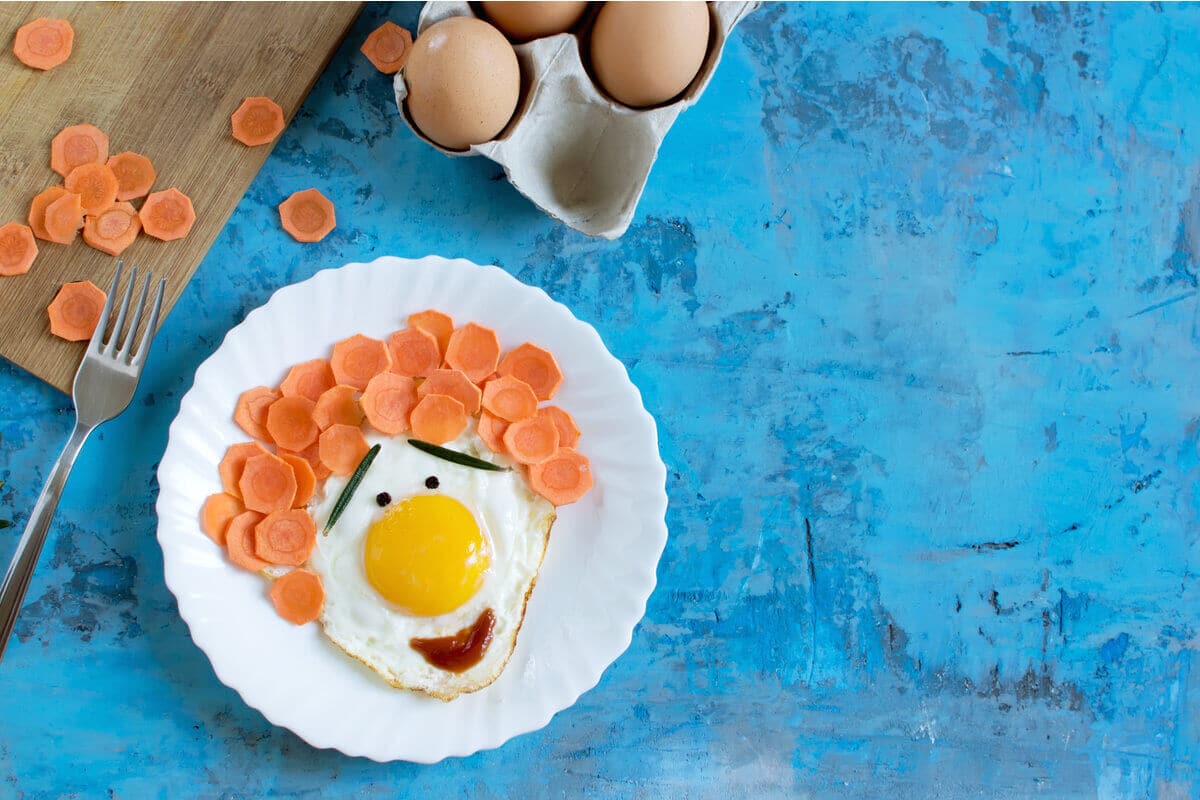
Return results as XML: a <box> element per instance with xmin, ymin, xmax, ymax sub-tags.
<box><xmin>407</xmin><ymin>309</ymin><xmax>454</xmax><ymax>357</ymax></box>
<box><xmin>253</xmin><ymin>508</ymin><xmax>316</xmax><ymax>566</ymax></box>
<box><xmin>82</xmin><ymin>200</ymin><xmax>140</xmax><ymax>256</ymax></box>
<box><xmin>106</xmin><ymin>152</ymin><xmax>156</xmax><ymax>201</ymax></box>
<box><xmin>139</xmin><ymin>188</ymin><xmax>195</xmax><ymax>241</ymax></box>
<box><xmin>481</xmin><ymin>375</ymin><xmax>538</xmax><ymax>422</ymax></box>
<box><xmin>279</xmin><ymin>452</ymin><xmax>316</xmax><ymax>507</ymax></box>
<box><xmin>313</xmin><ymin>384</ymin><xmax>363</xmax><ymax>430</ymax></box>
<box><xmin>361</xmin><ymin>21</ymin><xmax>412</xmax><ymax>74</ymax></box>
<box><xmin>477</xmin><ymin>411</ymin><xmax>510</xmax><ymax>454</ymax></box>
<box><xmin>13</xmin><ymin>17</ymin><xmax>73</xmax><ymax>70</ymax></box>
<box><xmin>280</xmin><ymin>358</ymin><xmax>334</xmax><ymax>403</ymax></box>
<box><xmin>50</xmin><ymin>124</ymin><xmax>108</xmax><ymax>177</ymax></box>
<box><xmin>0</xmin><ymin>223</ymin><xmax>38</xmax><ymax>276</ymax></box>
<box><xmin>200</xmin><ymin>492</ymin><xmax>243</xmax><ymax>546</ymax></box>
<box><xmin>218</xmin><ymin>442</ymin><xmax>270</xmax><ymax>498</ymax></box>
<box><xmin>497</xmin><ymin>343</ymin><xmax>563</xmax><ymax>401</ymax></box>
<box><xmin>279</xmin><ymin>188</ymin><xmax>336</xmax><ymax>243</ymax></box>
<box><xmin>269</xmin><ymin>568</ymin><xmax>324</xmax><ymax>625</ymax></box>
<box><xmin>502</xmin><ymin>416</ymin><xmax>560</xmax><ymax>465</ymax></box>
<box><xmin>279</xmin><ymin>441</ymin><xmax>331</xmax><ymax>481</ymax></box>
<box><xmin>42</xmin><ymin>192</ymin><xmax>84</xmax><ymax>244</ymax></box>
<box><xmin>231</xmin><ymin>96</ymin><xmax>285</xmax><ymax>146</ymax></box>
<box><xmin>330</xmin><ymin>333</ymin><xmax>392</xmax><ymax>390</ymax></box>
<box><xmin>27</xmin><ymin>186</ymin><xmax>69</xmax><ymax>241</ymax></box>
<box><xmin>359</xmin><ymin>372</ymin><xmax>416</xmax><ymax>435</ymax></box>
<box><xmin>409</xmin><ymin>393</ymin><xmax>467</xmax><ymax>445</ymax></box>
<box><xmin>528</xmin><ymin>448</ymin><xmax>594</xmax><ymax>505</ymax></box>
<box><xmin>537</xmin><ymin>405</ymin><xmax>580</xmax><ymax>449</ymax></box>
<box><xmin>444</xmin><ymin>323</ymin><xmax>501</xmax><ymax>383</ymax></box>
<box><xmin>417</xmin><ymin>368</ymin><xmax>481</xmax><ymax>415</ymax></box>
<box><xmin>226</xmin><ymin>511</ymin><xmax>269</xmax><ymax>572</ymax></box>
<box><xmin>64</xmin><ymin>163</ymin><xmax>119</xmax><ymax>216</ymax></box>
<box><xmin>238</xmin><ymin>452</ymin><xmax>298</xmax><ymax>514</ymax></box>
<box><xmin>388</xmin><ymin>326</ymin><xmax>441</xmax><ymax>377</ymax></box>
<box><xmin>318</xmin><ymin>423</ymin><xmax>370</xmax><ymax>477</ymax></box>
<box><xmin>47</xmin><ymin>280</ymin><xmax>105</xmax><ymax>341</ymax></box>
<box><xmin>265</xmin><ymin>395</ymin><xmax>319</xmax><ymax>451</ymax></box>
<box><xmin>234</xmin><ymin>386</ymin><xmax>280</xmax><ymax>442</ymax></box>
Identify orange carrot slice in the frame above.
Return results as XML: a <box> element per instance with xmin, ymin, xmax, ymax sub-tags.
<box><xmin>388</xmin><ymin>327</ymin><xmax>441</xmax><ymax>377</ymax></box>
<box><xmin>497</xmin><ymin>343</ymin><xmax>563</xmax><ymax>401</ymax></box>
<box><xmin>47</xmin><ymin>280</ymin><xmax>105</xmax><ymax>341</ymax></box>
<box><xmin>279</xmin><ymin>188</ymin><xmax>336</xmax><ymax>243</ymax></box>
<box><xmin>253</xmin><ymin>508</ymin><xmax>316</xmax><ymax>566</ymax></box>
<box><xmin>361</xmin><ymin>21</ymin><xmax>412</xmax><ymax>74</ymax></box>
<box><xmin>82</xmin><ymin>200</ymin><xmax>140</xmax><ymax>256</ymax></box>
<box><xmin>269</xmin><ymin>568</ymin><xmax>324</xmax><ymax>625</ymax></box>
<box><xmin>0</xmin><ymin>223</ymin><xmax>38</xmax><ymax>276</ymax></box>
<box><xmin>537</xmin><ymin>405</ymin><xmax>580</xmax><ymax>449</ymax></box>
<box><xmin>50</xmin><ymin>124</ymin><xmax>108</xmax><ymax>177</ymax></box>
<box><xmin>13</xmin><ymin>17</ymin><xmax>73</xmax><ymax>70</ymax></box>
<box><xmin>64</xmin><ymin>162</ymin><xmax>119</xmax><ymax>215</ymax></box>
<box><xmin>140</xmin><ymin>188</ymin><xmax>195</xmax><ymax>241</ymax></box>
<box><xmin>417</xmin><ymin>368</ymin><xmax>481</xmax><ymax>415</ymax></box>
<box><xmin>42</xmin><ymin>192</ymin><xmax>84</xmax><ymax>244</ymax></box>
<box><xmin>477</xmin><ymin>411</ymin><xmax>510</xmax><ymax>454</ymax></box>
<box><xmin>313</xmin><ymin>384</ymin><xmax>363</xmax><ymax>430</ymax></box>
<box><xmin>27</xmin><ymin>186</ymin><xmax>69</xmax><ymax>241</ymax></box>
<box><xmin>481</xmin><ymin>375</ymin><xmax>538</xmax><ymax>422</ymax></box>
<box><xmin>318</xmin><ymin>423</ymin><xmax>370</xmax><ymax>477</ymax></box>
<box><xmin>200</xmin><ymin>492</ymin><xmax>243</xmax><ymax>546</ymax></box>
<box><xmin>234</xmin><ymin>386</ymin><xmax>280</xmax><ymax>442</ymax></box>
<box><xmin>359</xmin><ymin>372</ymin><xmax>416</xmax><ymax>435</ymax></box>
<box><xmin>226</xmin><ymin>510</ymin><xmax>269</xmax><ymax>572</ymax></box>
<box><xmin>279</xmin><ymin>441</ymin><xmax>332</xmax><ymax>481</ymax></box>
<box><xmin>218</xmin><ymin>442</ymin><xmax>270</xmax><ymax>498</ymax></box>
<box><xmin>238</xmin><ymin>452</ymin><xmax>298</xmax><ymax>514</ymax></box>
<box><xmin>330</xmin><ymin>333</ymin><xmax>391</xmax><ymax>390</ymax></box>
<box><xmin>106</xmin><ymin>152</ymin><xmax>156</xmax><ymax>201</ymax></box>
<box><xmin>528</xmin><ymin>448</ymin><xmax>594</xmax><ymax>505</ymax></box>
<box><xmin>444</xmin><ymin>322</ymin><xmax>501</xmax><ymax>383</ymax></box>
<box><xmin>279</xmin><ymin>452</ymin><xmax>316</xmax><ymax>507</ymax></box>
<box><xmin>409</xmin><ymin>393</ymin><xmax>467</xmax><ymax>445</ymax></box>
<box><xmin>231</xmin><ymin>96</ymin><xmax>285</xmax><ymax>146</ymax></box>
<box><xmin>280</xmin><ymin>358</ymin><xmax>335</xmax><ymax>403</ymax></box>
<box><xmin>407</xmin><ymin>309</ymin><xmax>454</xmax><ymax>357</ymax></box>
<box><xmin>265</xmin><ymin>395</ymin><xmax>319</xmax><ymax>451</ymax></box>
<box><xmin>502</xmin><ymin>416</ymin><xmax>559</xmax><ymax>465</ymax></box>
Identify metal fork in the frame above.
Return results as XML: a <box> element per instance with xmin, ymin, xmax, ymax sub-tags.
<box><xmin>0</xmin><ymin>261</ymin><xmax>165</xmax><ymax>662</ymax></box>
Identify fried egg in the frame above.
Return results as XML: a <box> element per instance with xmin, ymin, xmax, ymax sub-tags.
<box><xmin>308</xmin><ymin>427</ymin><xmax>554</xmax><ymax>700</ymax></box>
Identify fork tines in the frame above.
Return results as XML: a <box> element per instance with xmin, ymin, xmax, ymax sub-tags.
<box><xmin>94</xmin><ymin>259</ymin><xmax>166</xmax><ymax>365</ymax></box>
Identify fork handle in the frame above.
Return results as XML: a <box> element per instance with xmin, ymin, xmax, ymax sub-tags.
<box><xmin>0</xmin><ymin>422</ymin><xmax>92</xmax><ymax>662</ymax></box>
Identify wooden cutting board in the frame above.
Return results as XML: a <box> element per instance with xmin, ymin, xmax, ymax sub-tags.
<box><xmin>0</xmin><ymin>2</ymin><xmax>362</xmax><ymax>393</ymax></box>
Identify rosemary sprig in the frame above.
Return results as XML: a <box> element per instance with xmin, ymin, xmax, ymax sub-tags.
<box><xmin>407</xmin><ymin>439</ymin><xmax>509</xmax><ymax>472</ymax></box>
<box><xmin>323</xmin><ymin>444</ymin><xmax>381</xmax><ymax>534</ymax></box>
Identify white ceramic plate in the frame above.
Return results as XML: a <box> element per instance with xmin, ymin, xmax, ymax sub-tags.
<box><xmin>155</xmin><ymin>256</ymin><xmax>667</xmax><ymax>763</ymax></box>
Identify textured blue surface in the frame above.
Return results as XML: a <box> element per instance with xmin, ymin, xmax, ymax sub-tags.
<box><xmin>2</xmin><ymin>2</ymin><xmax>1200</xmax><ymax>796</ymax></box>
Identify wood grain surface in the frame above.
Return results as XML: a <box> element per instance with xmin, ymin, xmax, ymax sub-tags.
<box><xmin>0</xmin><ymin>2</ymin><xmax>361</xmax><ymax>392</ymax></box>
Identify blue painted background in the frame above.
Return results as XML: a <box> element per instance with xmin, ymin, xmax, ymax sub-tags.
<box><xmin>2</xmin><ymin>2</ymin><xmax>1199</xmax><ymax>796</ymax></box>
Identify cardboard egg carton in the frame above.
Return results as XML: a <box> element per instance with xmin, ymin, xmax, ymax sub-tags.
<box><xmin>394</xmin><ymin>1</ymin><xmax>757</xmax><ymax>239</ymax></box>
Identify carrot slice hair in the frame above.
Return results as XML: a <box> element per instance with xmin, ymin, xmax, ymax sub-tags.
<box><xmin>318</xmin><ymin>423</ymin><xmax>370</xmax><ymax>477</ymax></box>
<box><xmin>253</xmin><ymin>509</ymin><xmax>316</xmax><ymax>566</ymax></box>
<box><xmin>280</xmin><ymin>358</ymin><xmax>335</xmax><ymax>403</ymax></box>
<box><xmin>0</xmin><ymin>223</ymin><xmax>38</xmax><ymax>276</ymax></box>
<box><xmin>528</xmin><ymin>448</ymin><xmax>594</xmax><ymax>506</ymax></box>
<box><xmin>13</xmin><ymin>17</ymin><xmax>74</xmax><ymax>70</ymax></box>
<box><xmin>139</xmin><ymin>188</ymin><xmax>195</xmax><ymax>241</ymax></box>
<box><xmin>27</xmin><ymin>186</ymin><xmax>69</xmax><ymax>241</ymax></box>
<box><xmin>330</xmin><ymin>333</ymin><xmax>392</xmax><ymax>390</ymax></box>
<box><xmin>82</xmin><ymin>200</ymin><xmax>140</xmax><ymax>256</ymax></box>
<box><xmin>502</xmin><ymin>416</ymin><xmax>560</xmax><ymax>465</ymax></box>
<box><xmin>234</xmin><ymin>386</ymin><xmax>280</xmax><ymax>442</ymax></box>
<box><xmin>497</xmin><ymin>343</ymin><xmax>563</xmax><ymax>401</ymax></box>
<box><xmin>537</xmin><ymin>405</ymin><xmax>580</xmax><ymax>449</ymax></box>
<box><xmin>444</xmin><ymin>323</ymin><xmax>501</xmax><ymax>383</ymax></box>
<box><xmin>407</xmin><ymin>309</ymin><xmax>454</xmax><ymax>357</ymax></box>
<box><xmin>218</xmin><ymin>442</ymin><xmax>270</xmax><ymax>498</ymax></box>
<box><xmin>477</xmin><ymin>411</ymin><xmax>510</xmax><ymax>454</ymax></box>
<box><xmin>359</xmin><ymin>372</ymin><xmax>416</xmax><ymax>435</ymax></box>
<box><xmin>200</xmin><ymin>492</ymin><xmax>243</xmax><ymax>546</ymax></box>
<box><xmin>279</xmin><ymin>188</ymin><xmax>336</xmax><ymax>243</ymax></box>
<box><xmin>313</xmin><ymin>384</ymin><xmax>363</xmax><ymax>430</ymax></box>
<box><xmin>47</xmin><ymin>280</ymin><xmax>105</xmax><ymax>341</ymax></box>
<box><xmin>482</xmin><ymin>375</ymin><xmax>538</xmax><ymax>422</ymax></box>
<box><xmin>42</xmin><ymin>192</ymin><xmax>84</xmax><ymax>244</ymax></box>
<box><xmin>265</xmin><ymin>395</ymin><xmax>319</xmax><ymax>452</ymax></box>
<box><xmin>278</xmin><ymin>441</ymin><xmax>332</xmax><ymax>481</ymax></box>
<box><xmin>388</xmin><ymin>327</ymin><xmax>441</xmax><ymax>378</ymax></box>
<box><xmin>64</xmin><ymin>163</ymin><xmax>119</xmax><ymax>215</ymax></box>
<box><xmin>226</xmin><ymin>511</ymin><xmax>269</xmax><ymax>572</ymax></box>
<box><xmin>238</xmin><ymin>452</ymin><xmax>298</xmax><ymax>514</ymax></box>
<box><xmin>417</xmin><ymin>368</ymin><xmax>481</xmax><ymax>415</ymax></box>
<box><xmin>409</xmin><ymin>393</ymin><xmax>467</xmax><ymax>445</ymax></box>
<box><xmin>361</xmin><ymin>21</ymin><xmax>412</xmax><ymax>74</ymax></box>
<box><xmin>269</xmin><ymin>568</ymin><xmax>325</xmax><ymax>625</ymax></box>
<box><xmin>231</xmin><ymin>96</ymin><xmax>285</xmax><ymax>146</ymax></box>
<box><xmin>106</xmin><ymin>152</ymin><xmax>156</xmax><ymax>201</ymax></box>
<box><xmin>50</xmin><ymin>124</ymin><xmax>108</xmax><ymax>177</ymax></box>
<box><xmin>279</xmin><ymin>453</ymin><xmax>316</xmax><ymax>507</ymax></box>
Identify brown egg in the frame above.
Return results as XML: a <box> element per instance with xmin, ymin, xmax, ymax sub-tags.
<box><xmin>589</xmin><ymin>1</ymin><xmax>710</xmax><ymax>109</ymax></box>
<box><xmin>481</xmin><ymin>1</ymin><xmax>589</xmax><ymax>42</ymax></box>
<box><xmin>403</xmin><ymin>17</ymin><xmax>520</xmax><ymax>150</ymax></box>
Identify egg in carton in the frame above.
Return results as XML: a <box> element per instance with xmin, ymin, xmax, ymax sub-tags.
<box><xmin>394</xmin><ymin>1</ymin><xmax>757</xmax><ymax>240</ymax></box>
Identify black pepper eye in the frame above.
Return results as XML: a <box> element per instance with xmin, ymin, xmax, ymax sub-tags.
<box><xmin>375</xmin><ymin>492</ymin><xmax>391</xmax><ymax>507</ymax></box>
<box><xmin>425</xmin><ymin>475</ymin><xmax>440</xmax><ymax>489</ymax></box>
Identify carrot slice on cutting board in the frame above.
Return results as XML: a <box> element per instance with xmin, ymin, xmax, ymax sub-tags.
<box><xmin>82</xmin><ymin>201</ymin><xmax>140</xmax><ymax>256</ymax></box>
<box><xmin>238</xmin><ymin>452</ymin><xmax>298</xmax><ymax>514</ymax></box>
<box><xmin>27</xmin><ymin>187</ymin><xmax>69</xmax><ymax>241</ymax></box>
<box><xmin>279</xmin><ymin>188</ymin><xmax>336</xmax><ymax>243</ymax></box>
<box><xmin>409</xmin><ymin>393</ymin><xmax>467</xmax><ymax>445</ymax></box>
<box><xmin>359</xmin><ymin>372</ymin><xmax>416</xmax><ymax>435</ymax></box>
<box><xmin>497</xmin><ymin>343</ymin><xmax>563</xmax><ymax>401</ymax></box>
<box><xmin>360</xmin><ymin>21</ymin><xmax>412</xmax><ymax>74</ymax></box>
<box><xmin>280</xmin><ymin>358</ymin><xmax>335</xmax><ymax>402</ymax></box>
<box><xmin>279</xmin><ymin>453</ymin><xmax>316</xmax><ymax>507</ymax></box>
<box><xmin>254</xmin><ymin>509</ymin><xmax>316</xmax><ymax>566</ymax></box>
<box><xmin>42</xmin><ymin>192</ymin><xmax>84</xmax><ymax>244</ymax></box>
<box><xmin>481</xmin><ymin>375</ymin><xmax>538</xmax><ymax>422</ymax></box>
<box><xmin>444</xmin><ymin>323</ymin><xmax>501</xmax><ymax>383</ymax></box>
<box><xmin>231</xmin><ymin>97</ymin><xmax>285</xmax><ymax>146</ymax></box>
<box><xmin>388</xmin><ymin>326</ymin><xmax>441</xmax><ymax>377</ymax></box>
<box><xmin>106</xmin><ymin>152</ymin><xmax>156</xmax><ymax>201</ymax></box>
<box><xmin>139</xmin><ymin>188</ymin><xmax>195</xmax><ymax>240</ymax></box>
<box><xmin>269</xmin><ymin>568</ymin><xmax>324</xmax><ymax>625</ymax></box>
<box><xmin>313</xmin><ymin>384</ymin><xmax>364</xmax><ymax>430</ymax></box>
<box><xmin>0</xmin><ymin>223</ymin><xmax>38</xmax><ymax>276</ymax></box>
<box><xmin>13</xmin><ymin>17</ymin><xmax>74</xmax><ymax>70</ymax></box>
<box><xmin>234</xmin><ymin>386</ymin><xmax>281</xmax><ymax>442</ymax></box>
<box><xmin>64</xmin><ymin>162</ymin><xmax>119</xmax><ymax>215</ymax></box>
<box><xmin>226</xmin><ymin>511</ymin><xmax>268</xmax><ymax>572</ymax></box>
<box><xmin>218</xmin><ymin>442</ymin><xmax>270</xmax><ymax>498</ymax></box>
<box><xmin>407</xmin><ymin>310</ymin><xmax>454</xmax><ymax>357</ymax></box>
<box><xmin>477</xmin><ymin>411</ymin><xmax>510</xmax><ymax>454</ymax></box>
<box><xmin>330</xmin><ymin>333</ymin><xmax>391</xmax><ymax>390</ymax></box>
<box><xmin>417</xmin><ymin>368</ymin><xmax>481</xmax><ymax>415</ymax></box>
<box><xmin>47</xmin><ymin>280</ymin><xmax>105</xmax><ymax>341</ymax></box>
<box><xmin>528</xmin><ymin>448</ymin><xmax>593</xmax><ymax>506</ymax></box>
<box><xmin>265</xmin><ymin>395</ymin><xmax>319</xmax><ymax>452</ymax></box>
<box><xmin>200</xmin><ymin>492</ymin><xmax>244</xmax><ymax>546</ymax></box>
<box><xmin>50</xmin><ymin>124</ymin><xmax>108</xmax><ymax>177</ymax></box>
<box><xmin>537</xmin><ymin>405</ymin><xmax>580</xmax><ymax>449</ymax></box>
<box><xmin>318</xmin><ymin>423</ymin><xmax>370</xmax><ymax>477</ymax></box>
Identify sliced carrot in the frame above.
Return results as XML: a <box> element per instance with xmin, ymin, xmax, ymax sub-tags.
<box><xmin>139</xmin><ymin>188</ymin><xmax>195</xmax><ymax>241</ymax></box>
<box><xmin>200</xmin><ymin>492</ymin><xmax>243</xmax><ymax>546</ymax></box>
<box><xmin>330</xmin><ymin>333</ymin><xmax>392</xmax><ymax>390</ymax></box>
<box><xmin>537</xmin><ymin>405</ymin><xmax>580</xmax><ymax>449</ymax></box>
<box><xmin>231</xmin><ymin>96</ymin><xmax>285</xmax><ymax>147</ymax></box>
<box><xmin>218</xmin><ymin>442</ymin><xmax>270</xmax><ymax>498</ymax></box>
<box><xmin>64</xmin><ymin>163</ymin><xmax>119</xmax><ymax>215</ymax></box>
<box><xmin>47</xmin><ymin>280</ymin><xmax>105</xmax><ymax>341</ymax></box>
<box><xmin>279</xmin><ymin>188</ymin><xmax>336</xmax><ymax>243</ymax></box>
<box><xmin>0</xmin><ymin>223</ymin><xmax>38</xmax><ymax>276</ymax></box>
<box><xmin>417</xmin><ymin>368</ymin><xmax>481</xmax><ymax>415</ymax></box>
<box><xmin>82</xmin><ymin>200</ymin><xmax>140</xmax><ymax>256</ymax></box>
<box><xmin>502</xmin><ymin>416</ymin><xmax>560</xmax><ymax>465</ymax></box>
<box><xmin>313</xmin><ymin>384</ymin><xmax>363</xmax><ymax>430</ymax></box>
<box><xmin>106</xmin><ymin>152</ymin><xmax>156</xmax><ymax>201</ymax></box>
<box><xmin>13</xmin><ymin>17</ymin><xmax>73</xmax><ymax>70</ymax></box>
<box><xmin>265</xmin><ymin>395</ymin><xmax>319</xmax><ymax>451</ymax></box>
<box><xmin>497</xmin><ymin>343</ymin><xmax>563</xmax><ymax>401</ymax></box>
<box><xmin>528</xmin><ymin>448</ymin><xmax>594</xmax><ymax>506</ymax></box>
<box><xmin>42</xmin><ymin>192</ymin><xmax>84</xmax><ymax>244</ymax></box>
<box><xmin>280</xmin><ymin>358</ymin><xmax>335</xmax><ymax>403</ymax></box>
<box><xmin>279</xmin><ymin>452</ymin><xmax>316</xmax><ymax>507</ymax></box>
<box><xmin>238</xmin><ymin>452</ymin><xmax>298</xmax><ymax>514</ymax></box>
<box><xmin>408</xmin><ymin>309</ymin><xmax>454</xmax><ymax>357</ymax></box>
<box><xmin>226</xmin><ymin>510</ymin><xmax>269</xmax><ymax>572</ymax></box>
<box><xmin>482</xmin><ymin>375</ymin><xmax>538</xmax><ymax>422</ymax></box>
<box><xmin>279</xmin><ymin>441</ymin><xmax>332</xmax><ymax>481</ymax></box>
<box><xmin>269</xmin><ymin>568</ymin><xmax>325</xmax><ymax>625</ymax></box>
<box><xmin>477</xmin><ymin>411</ymin><xmax>510</xmax><ymax>454</ymax></box>
<box><xmin>359</xmin><ymin>372</ymin><xmax>416</xmax><ymax>435</ymax></box>
<box><xmin>318</xmin><ymin>423</ymin><xmax>370</xmax><ymax>477</ymax></box>
<box><xmin>27</xmin><ymin>186</ymin><xmax>69</xmax><ymax>241</ymax></box>
<box><xmin>444</xmin><ymin>322</ymin><xmax>501</xmax><ymax>383</ymax></box>
<box><xmin>409</xmin><ymin>393</ymin><xmax>467</xmax><ymax>445</ymax></box>
<box><xmin>361</xmin><ymin>21</ymin><xmax>413</xmax><ymax>74</ymax></box>
<box><xmin>388</xmin><ymin>326</ymin><xmax>441</xmax><ymax>377</ymax></box>
<box><xmin>234</xmin><ymin>386</ymin><xmax>281</xmax><ymax>442</ymax></box>
<box><xmin>253</xmin><ymin>508</ymin><xmax>316</xmax><ymax>566</ymax></box>
<box><xmin>50</xmin><ymin>124</ymin><xmax>108</xmax><ymax>177</ymax></box>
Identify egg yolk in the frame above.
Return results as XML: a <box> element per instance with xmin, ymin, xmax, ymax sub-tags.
<box><xmin>364</xmin><ymin>494</ymin><xmax>490</xmax><ymax>616</ymax></box>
